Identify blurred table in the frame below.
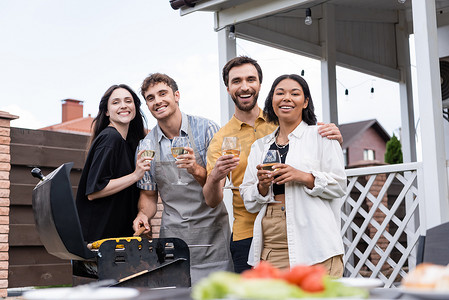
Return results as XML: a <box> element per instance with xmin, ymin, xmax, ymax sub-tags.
<box><xmin>134</xmin><ymin>287</ymin><xmax>415</xmax><ymax>300</ymax></box>
<box><xmin>136</xmin><ymin>287</ymin><xmax>192</xmax><ymax>300</ymax></box>
<box><xmin>8</xmin><ymin>287</ymin><xmax>421</xmax><ymax>300</ymax></box>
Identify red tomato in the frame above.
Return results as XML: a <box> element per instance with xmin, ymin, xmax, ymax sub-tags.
<box><xmin>300</xmin><ymin>271</ymin><xmax>325</xmax><ymax>292</ymax></box>
<box><xmin>241</xmin><ymin>261</ymin><xmax>281</xmax><ymax>279</ymax></box>
<box><xmin>282</xmin><ymin>264</ymin><xmax>327</xmax><ymax>292</ymax></box>
<box><xmin>282</xmin><ymin>265</ymin><xmax>315</xmax><ymax>286</ymax></box>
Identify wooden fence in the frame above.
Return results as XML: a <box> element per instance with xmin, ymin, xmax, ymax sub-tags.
<box><xmin>8</xmin><ymin>127</ymin><xmax>88</xmax><ymax>287</ymax></box>
<box><xmin>8</xmin><ymin>127</ymin><xmax>163</xmax><ymax>288</ymax></box>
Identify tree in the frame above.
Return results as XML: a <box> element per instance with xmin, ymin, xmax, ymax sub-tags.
<box><xmin>384</xmin><ymin>134</ymin><xmax>403</xmax><ymax>164</ymax></box>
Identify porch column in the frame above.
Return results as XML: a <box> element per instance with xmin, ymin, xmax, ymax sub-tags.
<box><xmin>0</xmin><ymin>111</ymin><xmax>18</xmax><ymax>297</ymax></box>
<box><xmin>320</xmin><ymin>4</ymin><xmax>338</xmax><ymax>124</ymax></box>
<box><xmin>412</xmin><ymin>0</ymin><xmax>449</xmax><ymax>227</ymax></box>
<box><xmin>217</xmin><ymin>24</ymin><xmax>236</xmax><ymax>126</ymax></box>
<box><xmin>396</xmin><ymin>11</ymin><xmax>417</xmax><ymax>163</ymax></box>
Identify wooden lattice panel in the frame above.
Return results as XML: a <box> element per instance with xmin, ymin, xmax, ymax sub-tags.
<box><xmin>342</xmin><ymin>163</ymin><xmax>423</xmax><ymax>287</ymax></box>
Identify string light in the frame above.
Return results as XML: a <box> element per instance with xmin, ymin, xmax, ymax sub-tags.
<box><xmin>305</xmin><ymin>8</ymin><xmax>312</xmax><ymax>26</ymax></box>
<box><xmin>337</xmin><ymin>78</ymin><xmax>377</xmax><ymax>99</ymax></box>
<box><xmin>398</xmin><ymin>0</ymin><xmax>406</xmax><ymax>3</ymax></box>
<box><xmin>301</xmin><ymin>70</ymin><xmax>305</xmax><ymax>76</ymax></box>
<box><xmin>228</xmin><ymin>25</ymin><xmax>236</xmax><ymax>40</ymax></box>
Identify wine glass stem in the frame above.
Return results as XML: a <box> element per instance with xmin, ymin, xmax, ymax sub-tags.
<box><xmin>178</xmin><ymin>168</ymin><xmax>182</xmax><ymax>182</ymax></box>
<box><xmin>229</xmin><ymin>171</ymin><xmax>233</xmax><ymax>186</ymax></box>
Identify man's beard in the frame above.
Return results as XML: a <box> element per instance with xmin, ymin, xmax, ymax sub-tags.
<box><xmin>231</xmin><ymin>91</ymin><xmax>259</xmax><ymax>112</ymax></box>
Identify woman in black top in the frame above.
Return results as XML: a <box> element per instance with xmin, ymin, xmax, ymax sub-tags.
<box><xmin>76</xmin><ymin>84</ymin><xmax>151</xmax><ymax>242</ymax></box>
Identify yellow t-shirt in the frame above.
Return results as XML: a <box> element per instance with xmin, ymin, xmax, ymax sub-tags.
<box><xmin>206</xmin><ymin>108</ymin><xmax>277</xmax><ymax>241</ymax></box>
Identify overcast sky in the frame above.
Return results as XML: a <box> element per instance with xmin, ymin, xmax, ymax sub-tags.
<box><xmin>0</xmin><ymin>0</ymin><xmax>404</xmax><ymax>136</ymax></box>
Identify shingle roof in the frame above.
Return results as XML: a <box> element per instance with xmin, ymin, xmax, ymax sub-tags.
<box><xmin>340</xmin><ymin>119</ymin><xmax>391</xmax><ymax>149</ymax></box>
<box><xmin>40</xmin><ymin>116</ymin><xmax>94</xmax><ymax>135</ymax></box>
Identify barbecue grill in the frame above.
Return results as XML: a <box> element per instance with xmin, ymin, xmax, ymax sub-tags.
<box><xmin>31</xmin><ymin>162</ymin><xmax>191</xmax><ymax>288</ymax></box>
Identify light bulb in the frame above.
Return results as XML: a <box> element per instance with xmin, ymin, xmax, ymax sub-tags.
<box><xmin>228</xmin><ymin>25</ymin><xmax>236</xmax><ymax>40</ymax></box>
<box><xmin>398</xmin><ymin>0</ymin><xmax>406</xmax><ymax>3</ymax></box>
<box><xmin>305</xmin><ymin>8</ymin><xmax>312</xmax><ymax>26</ymax></box>
<box><xmin>301</xmin><ymin>70</ymin><xmax>305</xmax><ymax>76</ymax></box>
<box><xmin>305</xmin><ymin>16</ymin><xmax>312</xmax><ymax>26</ymax></box>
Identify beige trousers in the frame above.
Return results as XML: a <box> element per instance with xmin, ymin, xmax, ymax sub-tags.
<box><xmin>315</xmin><ymin>254</ymin><xmax>344</xmax><ymax>278</ymax></box>
<box><xmin>261</xmin><ymin>204</ymin><xmax>344</xmax><ymax>277</ymax></box>
<box><xmin>261</xmin><ymin>205</ymin><xmax>289</xmax><ymax>269</ymax></box>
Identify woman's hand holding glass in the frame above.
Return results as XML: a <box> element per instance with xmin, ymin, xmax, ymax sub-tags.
<box><xmin>138</xmin><ymin>139</ymin><xmax>155</xmax><ymax>161</ymax></box>
<box><xmin>258</xmin><ymin>159</ymin><xmax>316</xmax><ymax>190</ymax></box>
<box><xmin>270</xmin><ymin>164</ymin><xmax>315</xmax><ymax>189</ymax></box>
<box><xmin>136</xmin><ymin>139</ymin><xmax>154</xmax><ymax>181</ymax></box>
<box><xmin>257</xmin><ymin>150</ymin><xmax>281</xmax><ymax>201</ymax></box>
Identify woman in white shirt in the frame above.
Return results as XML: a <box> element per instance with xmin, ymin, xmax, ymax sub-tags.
<box><xmin>240</xmin><ymin>74</ymin><xmax>347</xmax><ymax>277</ymax></box>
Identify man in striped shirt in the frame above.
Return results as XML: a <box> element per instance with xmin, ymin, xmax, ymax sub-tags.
<box><xmin>133</xmin><ymin>73</ymin><xmax>233</xmax><ymax>283</ymax></box>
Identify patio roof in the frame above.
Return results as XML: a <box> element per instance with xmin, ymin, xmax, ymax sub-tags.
<box><xmin>171</xmin><ymin>0</ymin><xmax>449</xmax><ymax>228</ymax></box>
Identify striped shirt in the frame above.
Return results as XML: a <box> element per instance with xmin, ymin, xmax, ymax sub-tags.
<box><xmin>137</xmin><ymin>112</ymin><xmax>219</xmax><ymax>191</ymax></box>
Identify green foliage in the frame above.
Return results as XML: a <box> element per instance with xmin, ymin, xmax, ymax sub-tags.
<box><xmin>385</xmin><ymin>134</ymin><xmax>403</xmax><ymax>164</ymax></box>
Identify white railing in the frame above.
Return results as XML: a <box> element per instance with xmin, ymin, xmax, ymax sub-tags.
<box><xmin>341</xmin><ymin>162</ymin><xmax>424</xmax><ymax>288</ymax></box>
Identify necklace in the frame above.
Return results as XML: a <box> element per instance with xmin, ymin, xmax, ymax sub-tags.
<box><xmin>275</xmin><ymin>140</ymin><xmax>289</xmax><ymax>149</ymax></box>
<box><xmin>275</xmin><ymin>131</ymin><xmax>289</xmax><ymax>149</ymax></box>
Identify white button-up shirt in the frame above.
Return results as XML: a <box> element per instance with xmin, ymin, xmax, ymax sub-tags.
<box><xmin>240</xmin><ymin>121</ymin><xmax>347</xmax><ymax>267</ymax></box>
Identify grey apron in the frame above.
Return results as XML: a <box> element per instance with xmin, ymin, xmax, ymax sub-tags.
<box><xmin>153</xmin><ymin>123</ymin><xmax>233</xmax><ymax>285</ymax></box>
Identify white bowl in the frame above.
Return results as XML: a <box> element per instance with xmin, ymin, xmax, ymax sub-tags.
<box><xmin>335</xmin><ymin>277</ymin><xmax>384</xmax><ymax>290</ymax></box>
<box><xmin>22</xmin><ymin>287</ymin><xmax>139</xmax><ymax>300</ymax></box>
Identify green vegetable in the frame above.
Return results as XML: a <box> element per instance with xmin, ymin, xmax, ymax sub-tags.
<box><xmin>191</xmin><ymin>272</ymin><xmax>368</xmax><ymax>300</ymax></box>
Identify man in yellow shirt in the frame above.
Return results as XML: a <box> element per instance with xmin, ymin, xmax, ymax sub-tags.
<box><xmin>203</xmin><ymin>56</ymin><xmax>342</xmax><ymax>273</ymax></box>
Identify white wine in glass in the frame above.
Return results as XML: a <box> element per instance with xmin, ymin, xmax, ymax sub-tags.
<box><xmin>171</xmin><ymin>136</ymin><xmax>190</xmax><ymax>185</ymax></box>
<box><xmin>222</xmin><ymin>136</ymin><xmax>240</xmax><ymax>190</ymax></box>
<box><xmin>221</xmin><ymin>149</ymin><xmax>240</xmax><ymax>157</ymax></box>
<box><xmin>262</xmin><ymin>150</ymin><xmax>281</xmax><ymax>201</ymax></box>
<box><xmin>138</xmin><ymin>139</ymin><xmax>155</xmax><ymax>162</ymax></box>
<box><xmin>171</xmin><ymin>146</ymin><xmax>188</xmax><ymax>159</ymax></box>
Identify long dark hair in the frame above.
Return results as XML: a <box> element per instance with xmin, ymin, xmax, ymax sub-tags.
<box><xmin>263</xmin><ymin>74</ymin><xmax>317</xmax><ymax>125</ymax></box>
<box><xmin>89</xmin><ymin>84</ymin><xmax>147</xmax><ymax>152</ymax></box>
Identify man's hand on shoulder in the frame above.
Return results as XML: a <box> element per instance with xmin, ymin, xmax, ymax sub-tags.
<box><xmin>317</xmin><ymin>122</ymin><xmax>343</xmax><ymax>145</ymax></box>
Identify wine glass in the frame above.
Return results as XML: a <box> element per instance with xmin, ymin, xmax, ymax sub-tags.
<box><xmin>222</xmin><ymin>136</ymin><xmax>240</xmax><ymax>190</ymax></box>
<box><xmin>171</xmin><ymin>136</ymin><xmax>190</xmax><ymax>186</ymax></box>
<box><xmin>138</xmin><ymin>139</ymin><xmax>155</xmax><ymax>185</ymax></box>
<box><xmin>261</xmin><ymin>150</ymin><xmax>281</xmax><ymax>201</ymax></box>
<box><xmin>138</xmin><ymin>139</ymin><xmax>155</xmax><ymax>162</ymax></box>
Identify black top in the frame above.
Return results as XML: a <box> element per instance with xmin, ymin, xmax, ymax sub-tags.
<box><xmin>269</xmin><ymin>142</ymin><xmax>289</xmax><ymax>195</ymax></box>
<box><xmin>76</xmin><ymin>127</ymin><xmax>139</xmax><ymax>242</ymax></box>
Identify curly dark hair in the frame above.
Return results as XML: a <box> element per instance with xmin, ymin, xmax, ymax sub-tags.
<box><xmin>263</xmin><ymin>74</ymin><xmax>317</xmax><ymax>125</ymax></box>
<box><xmin>89</xmin><ymin>84</ymin><xmax>147</xmax><ymax>152</ymax></box>
<box><xmin>222</xmin><ymin>56</ymin><xmax>263</xmax><ymax>87</ymax></box>
<box><xmin>140</xmin><ymin>73</ymin><xmax>179</xmax><ymax>99</ymax></box>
